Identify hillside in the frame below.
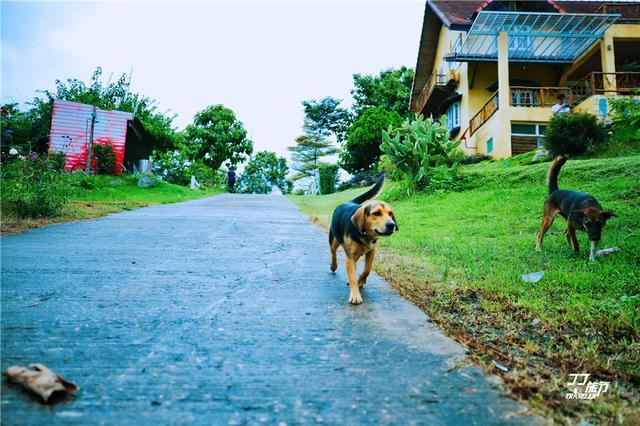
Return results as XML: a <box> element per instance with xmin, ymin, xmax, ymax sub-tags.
<box><xmin>291</xmin><ymin>154</ymin><xmax>640</xmax><ymax>423</ymax></box>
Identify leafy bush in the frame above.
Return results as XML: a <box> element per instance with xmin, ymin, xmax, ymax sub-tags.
<box><xmin>318</xmin><ymin>163</ymin><xmax>340</xmax><ymax>195</ymax></box>
<box><xmin>380</xmin><ymin>115</ymin><xmax>461</xmax><ymax>189</ymax></box>
<box><xmin>2</xmin><ymin>153</ymin><xmax>68</xmax><ymax>218</ymax></box>
<box><xmin>543</xmin><ymin>112</ymin><xmax>607</xmax><ymax>157</ymax></box>
<box><xmin>336</xmin><ymin>170</ymin><xmax>379</xmax><ymax>191</ymax></box>
<box><xmin>151</xmin><ymin>150</ymin><xmax>191</xmax><ymax>185</ymax></box>
<box><xmin>608</xmin><ymin>96</ymin><xmax>640</xmax><ymax>146</ymax></box>
<box><xmin>92</xmin><ymin>142</ymin><xmax>116</xmax><ymax>175</ymax></box>
<box><xmin>459</xmin><ymin>153</ymin><xmax>492</xmax><ymax>165</ymax></box>
<box><xmin>339</xmin><ymin>107</ymin><xmax>402</xmax><ymax>173</ymax></box>
<box><xmin>48</xmin><ymin>151</ymin><xmax>67</xmax><ymax>172</ymax></box>
<box><xmin>377</xmin><ymin>154</ymin><xmax>402</xmax><ymax>180</ymax></box>
<box><xmin>65</xmin><ymin>172</ymin><xmax>111</xmax><ymax>191</ymax></box>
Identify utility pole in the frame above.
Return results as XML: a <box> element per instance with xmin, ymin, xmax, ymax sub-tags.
<box><xmin>86</xmin><ymin>106</ymin><xmax>97</xmax><ymax>173</ymax></box>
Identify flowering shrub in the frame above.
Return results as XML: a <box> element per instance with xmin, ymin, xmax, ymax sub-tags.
<box><xmin>1</xmin><ymin>151</ymin><xmax>68</xmax><ymax>218</ymax></box>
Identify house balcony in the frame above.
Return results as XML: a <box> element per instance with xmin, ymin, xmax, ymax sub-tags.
<box><xmin>468</xmin><ymin>72</ymin><xmax>640</xmax><ymax>136</ymax></box>
<box><xmin>415</xmin><ymin>69</ymin><xmax>458</xmax><ymax>116</ymax></box>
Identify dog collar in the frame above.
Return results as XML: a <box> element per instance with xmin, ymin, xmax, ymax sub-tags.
<box><xmin>359</xmin><ymin>229</ymin><xmax>377</xmax><ymax>244</ymax></box>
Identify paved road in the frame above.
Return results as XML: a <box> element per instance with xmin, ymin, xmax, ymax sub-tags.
<box><xmin>1</xmin><ymin>195</ymin><xmax>540</xmax><ymax>425</ymax></box>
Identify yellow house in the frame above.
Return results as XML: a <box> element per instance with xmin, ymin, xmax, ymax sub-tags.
<box><xmin>409</xmin><ymin>0</ymin><xmax>640</xmax><ymax>158</ymax></box>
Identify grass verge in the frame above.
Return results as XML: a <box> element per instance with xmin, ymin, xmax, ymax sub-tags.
<box><xmin>290</xmin><ymin>154</ymin><xmax>640</xmax><ymax>424</ymax></box>
<box><xmin>1</xmin><ymin>174</ymin><xmax>221</xmax><ymax>234</ymax></box>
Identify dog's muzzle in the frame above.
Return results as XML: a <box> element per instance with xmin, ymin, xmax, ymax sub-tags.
<box><xmin>376</xmin><ymin>222</ymin><xmax>396</xmax><ymax>236</ymax></box>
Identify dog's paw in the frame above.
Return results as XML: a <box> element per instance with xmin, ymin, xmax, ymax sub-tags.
<box><xmin>330</xmin><ymin>263</ymin><xmax>337</xmax><ymax>273</ymax></box>
<box><xmin>349</xmin><ymin>292</ymin><xmax>363</xmax><ymax>305</ymax></box>
<box><xmin>534</xmin><ymin>245</ymin><xmax>542</xmax><ymax>252</ymax></box>
<box><xmin>357</xmin><ymin>277</ymin><xmax>367</xmax><ymax>288</ymax></box>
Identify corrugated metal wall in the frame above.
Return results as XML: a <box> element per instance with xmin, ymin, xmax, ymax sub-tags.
<box><xmin>49</xmin><ymin>100</ymin><xmax>134</xmax><ymax>173</ymax></box>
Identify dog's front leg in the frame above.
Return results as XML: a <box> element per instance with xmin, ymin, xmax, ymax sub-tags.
<box><xmin>567</xmin><ymin>225</ymin><xmax>580</xmax><ymax>252</ymax></box>
<box><xmin>345</xmin><ymin>256</ymin><xmax>362</xmax><ymax>305</ymax></box>
<box><xmin>358</xmin><ymin>247</ymin><xmax>376</xmax><ymax>288</ymax></box>
<box><xmin>329</xmin><ymin>234</ymin><xmax>340</xmax><ymax>272</ymax></box>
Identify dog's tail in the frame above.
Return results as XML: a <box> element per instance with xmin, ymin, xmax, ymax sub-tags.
<box><xmin>351</xmin><ymin>174</ymin><xmax>385</xmax><ymax>204</ymax></box>
<box><xmin>547</xmin><ymin>155</ymin><xmax>567</xmax><ymax>194</ymax></box>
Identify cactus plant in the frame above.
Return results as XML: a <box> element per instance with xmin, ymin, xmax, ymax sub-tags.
<box><xmin>380</xmin><ymin>115</ymin><xmax>461</xmax><ymax>189</ymax></box>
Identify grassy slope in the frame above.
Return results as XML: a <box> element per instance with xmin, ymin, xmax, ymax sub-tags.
<box><xmin>291</xmin><ymin>154</ymin><xmax>640</xmax><ymax>423</ymax></box>
<box><xmin>1</xmin><ymin>175</ymin><xmax>221</xmax><ymax>234</ymax></box>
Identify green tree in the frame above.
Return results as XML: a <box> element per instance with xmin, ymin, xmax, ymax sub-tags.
<box><xmin>287</xmin><ymin>135</ymin><xmax>338</xmax><ymax>181</ymax></box>
<box><xmin>351</xmin><ymin>66</ymin><xmax>415</xmax><ymax>118</ymax></box>
<box><xmin>236</xmin><ymin>151</ymin><xmax>291</xmax><ymax>194</ymax></box>
<box><xmin>318</xmin><ymin>163</ymin><xmax>340</xmax><ymax>195</ymax></box>
<box><xmin>1</xmin><ymin>104</ymin><xmax>34</xmax><ymax>154</ymax></box>
<box><xmin>184</xmin><ymin>105</ymin><xmax>253</xmax><ymax>171</ymax></box>
<box><xmin>302</xmin><ymin>97</ymin><xmax>351</xmax><ymax>143</ymax></box>
<box><xmin>339</xmin><ymin>107</ymin><xmax>403</xmax><ymax>173</ymax></box>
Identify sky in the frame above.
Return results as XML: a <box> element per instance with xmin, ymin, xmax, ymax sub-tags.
<box><xmin>1</xmin><ymin>0</ymin><xmax>424</xmax><ymax>159</ymax></box>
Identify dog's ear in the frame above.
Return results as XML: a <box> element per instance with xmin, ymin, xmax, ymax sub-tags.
<box><xmin>351</xmin><ymin>206</ymin><xmax>366</xmax><ymax>233</ymax></box>
<box><xmin>602</xmin><ymin>211</ymin><xmax>616</xmax><ymax>220</ymax></box>
<box><xmin>390</xmin><ymin>211</ymin><xmax>399</xmax><ymax>231</ymax></box>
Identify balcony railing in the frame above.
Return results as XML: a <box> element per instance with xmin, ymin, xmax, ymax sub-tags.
<box><xmin>509</xmin><ymin>86</ymin><xmax>573</xmax><ymax>107</ymax></box>
<box><xmin>415</xmin><ymin>70</ymin><xmax>451</xmax><ymax>113</ymax></box>
<box><xmin>470</xmin><ymin>90</ymin><xmax>499</xmax><ymax>136</ymax></box>
<box><xmin>571</xmin><ymin>72</ymin><xmax>640</xmax><ymax>105</ymax></box>
<box><xmin>507</xmin><ymin>73</ymin><xmax>640</xmax><ymax>108</ymax></box>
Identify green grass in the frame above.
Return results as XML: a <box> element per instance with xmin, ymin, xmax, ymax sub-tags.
<box><xmin>290</xmin><ymin>154</ymin><xmax>640</xmax><ymax>423</ymax></box>
<box><xmin>2</xmin><ymin>174</ymin><xmax>221</xmax><ymax>234</ymax></box>
<box><xmin>67</xmin><ymin>174</ymin><xmax>219</xmax><ymax>204</ymax></box>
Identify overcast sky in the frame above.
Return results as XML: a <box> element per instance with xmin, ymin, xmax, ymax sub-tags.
<box><xmin>2</xmin><ymin>0</ymin><xmax>423</xmax><ymax>158</ymax></box>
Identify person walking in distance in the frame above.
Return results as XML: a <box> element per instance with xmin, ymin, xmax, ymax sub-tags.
<box><xmin>226</xmin><ymin>163</ymin><xmax>236</xmax><ymax>193</ymax></box>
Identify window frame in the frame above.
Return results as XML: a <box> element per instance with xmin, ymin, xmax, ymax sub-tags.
<box><xmin>511</xmin><ymin>122</ymin><xmax>547</xmax><ymax>147</ymax></box>
<box><xmin>445</xmin><ymin>101</ymin><xmax>461</xmax><ymax>131</ymax></box>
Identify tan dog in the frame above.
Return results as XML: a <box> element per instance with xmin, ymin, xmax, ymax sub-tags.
<box><xmin>329</xmin><ymin>175</ymin><xmax>397</xmax><ymax>304</ymax></box>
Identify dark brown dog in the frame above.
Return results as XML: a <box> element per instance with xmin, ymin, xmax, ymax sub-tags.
<box><xmin>329</xmin><ymin>174</ymin><xmax>397</xmax><ymax>304</ymax></box>
<box><xmin>536</xmin><ymin>155</ymin><xmax>615</xmax><ymax>261</ymax></box>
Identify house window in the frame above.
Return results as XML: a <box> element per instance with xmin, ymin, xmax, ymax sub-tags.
<box><xmin>446</xmin><ymin>101</ymin><xmax>461</xmax><ymax>130</ymax></box>
<box><xmin>511</xmin><ymin>89</ymin><xmax>539</xmax><ymax>107</ymax></box>
<box><xmin>511</xmin><ymin>122</ymin><xmax>546</xmax><ymax>147</ymax></box>
<box><xmin>487</xmin><ymin>137</ymin><xmax>493</xmax><ymax>154</ymax></box>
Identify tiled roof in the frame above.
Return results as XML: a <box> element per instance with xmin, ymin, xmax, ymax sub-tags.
<box><xmin>557</xmin><ymin>1</ymin><xmax>640</xmax><ymax>21</ymax></box>
<box><xmin>428</xmin><ymin>1</ymin><xmax>480</xmax><ymax>29</ymax></box>
<box><xmin>429</xmin><ymin>1</ymin><xmax>640</xmax><ymax>29</ymax></box>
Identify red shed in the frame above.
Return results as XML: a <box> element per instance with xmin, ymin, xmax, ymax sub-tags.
<box><xmin>49</xmin><ymin>100</ymin><xmax>135</xmax><ymax>174</ymax></box>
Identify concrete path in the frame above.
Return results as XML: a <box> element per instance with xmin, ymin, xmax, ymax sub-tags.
<box><xmin>1</xmin><ymin>195</ymin><xmax>540</xmax><ymax>425</ymax></box>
